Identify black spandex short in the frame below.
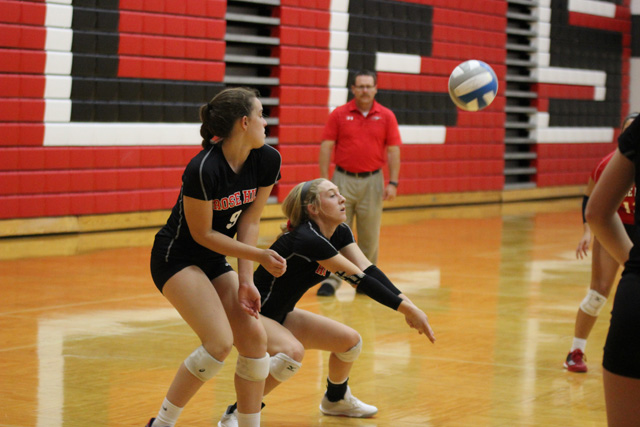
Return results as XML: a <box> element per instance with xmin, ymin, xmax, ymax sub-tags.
<box><xmin>150</xmin><ymin>254</ymin><xmax>234</xmax><ymax>293</ymax></box>
<box><xmin>260</xmin><ymin>308</ymin><xmax>290</xmax><ymax>325</ymax></box>
<box><xmin>624</xmin><ymin>223</ymin><xmax>635</xmax><ymax>239</ymax></box>
<box><xmin>602</xmin><ymin>270</ymin><xmax>640</xmax><ymax>379</ymax></box>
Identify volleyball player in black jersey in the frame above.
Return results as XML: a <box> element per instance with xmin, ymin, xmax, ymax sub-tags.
<box><xmin>586</xmin><ymin>116</ymin><xmax>640</xmax><ymax>426</ymax></box>
<box><xmin>145</xmin><ymin>88</ymin><xmax>286</xmax><ymax>427</ymax></box>
<box><xmin>218</xmin><ymin>178</ymin><xmax>435</xmax><ymax>426</ymax></box>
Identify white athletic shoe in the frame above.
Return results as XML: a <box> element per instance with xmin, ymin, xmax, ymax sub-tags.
<box><xmin>218</xmin><ymin>404</ymin><xmax>238</xmax><ymax>427</ymax></box>
<box><xmin>319</xmin><ymin>386</ymin><xmax>378</xmax><ymax>418</ymax></box>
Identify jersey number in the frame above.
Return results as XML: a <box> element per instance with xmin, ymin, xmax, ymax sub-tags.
<box><xmin>227</xmin><ymin>210</ymin><xmax>242</xmax><ymax>229</ymax></box>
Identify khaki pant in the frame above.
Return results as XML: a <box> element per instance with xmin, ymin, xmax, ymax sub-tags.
<box><xmin>324</xmin><ymin>169</ymin><xmax>384</xmax><ymax>288</ymax></box>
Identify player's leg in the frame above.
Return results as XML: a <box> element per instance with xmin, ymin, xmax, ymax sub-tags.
<box><xmin>566</xmin><ymin>238</ymin><xmax>619</xmax><ymax>372</ymax></box>
<box><xmin>217</xmin><ymin>313</ymin><xmax>306</xmax><ymax>427</ymax></box>
<box><xmin>603</xmin><ymin>369</ymin><xmax>640</xmax><ymax>426</ymax></box>
<box><xmin>602</xmin><ymin>271</ymin><xmax>640</xmax><ymax>426</ymax></box>
<box><xmin>284</xmin><ymin>309</ymin><xmax>358</xmax><ymax>386</ymax></box>
<box><xmin>148</xmin><ymin>266</ymin><xmax>232</xmax><ymax>427</ymax></box>
<box><xmin>284</xmin><ymin>309</ymin><xmax>377</xmax><ymax>418</ymax></box>
<box><xmin>213</xmin><ymin>272</ymin><xmax>269</xmax><ymax>427</ymax></box>
<box><xmin>261</xmin><ymin>315</ymin><xmax>304</xmax><ymax>395</ymax></box>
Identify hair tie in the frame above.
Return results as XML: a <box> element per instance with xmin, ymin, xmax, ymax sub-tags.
<box><xmin>286</xmin><ymin>219</ymin><xmax>293</xmax><ymax>231</ymax></box>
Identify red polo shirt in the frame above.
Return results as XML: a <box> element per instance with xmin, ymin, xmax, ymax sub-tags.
<box><xmin>322</xmin><ymin>99</ymin><xmax>402</xmax><ymax>173</ymax></box>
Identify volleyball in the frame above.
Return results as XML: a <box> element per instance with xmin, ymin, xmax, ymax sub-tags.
<box><xmin>448</xmin><ymin>60</ymin><xmax>498</xmax><ymax>111</ymax></box>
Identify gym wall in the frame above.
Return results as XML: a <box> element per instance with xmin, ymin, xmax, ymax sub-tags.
<box><xmin>0</xmin><ymin>0</ymin><xmax>633</xmax><ymax>225</ymax></box>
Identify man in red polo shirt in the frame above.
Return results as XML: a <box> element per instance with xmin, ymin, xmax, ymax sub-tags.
<box><xmin>317</xmin><ymin>70</ymin><xmax>402</xmax><ymax>296</ymax></box>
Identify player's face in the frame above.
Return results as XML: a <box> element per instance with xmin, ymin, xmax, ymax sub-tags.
<box><xmin>247</xmin><ymin>97</ymin><xmax>267</xmax><ymax>148</ymax></box>
<box><xmin>351</xmin><ymin>75</ymin><xmax>377</xmax><ymax>107</ymax></box>
<box><xmin>316</xmin><ymin>180</ymin><xmax>346</xmax><ymax>223</ymax></box>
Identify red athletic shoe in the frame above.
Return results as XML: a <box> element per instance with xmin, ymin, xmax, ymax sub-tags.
<box><xmin>145</xmin><ymin>418</ymin><xmax>155</xmax><ymax>427</ymax></box>
<box><xmin>564</xmin><ymin>349</ymin><xmax>588</xmax><ymax>373</ymax></box>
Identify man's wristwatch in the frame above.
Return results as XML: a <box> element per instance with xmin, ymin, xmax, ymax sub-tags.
<box><xmin>389</xmin><ymin>181</ymin><xmax>399</xmax><ymax>187</ymax></box>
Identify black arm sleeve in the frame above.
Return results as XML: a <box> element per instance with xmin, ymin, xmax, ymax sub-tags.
<box><xmin>363</xmin><ymin>265</ymin><xmax>402</xmax><ymax>295</ymax></box>
<box><xmin>336</xmin><ymin>271</ymin><xmax>403</xmax><ymax>310</ymax></box>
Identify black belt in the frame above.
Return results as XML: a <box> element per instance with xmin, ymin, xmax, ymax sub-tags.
<box><xmin>335</xmin><ymin>166</ymin><xmax>380</xmax><ymax>178</ymax></box>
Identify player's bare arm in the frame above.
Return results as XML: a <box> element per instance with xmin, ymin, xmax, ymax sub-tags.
<box><xmin>318</xmin><ymin>253</ymin><xmax>435</xmax><ymax>343</ymax></box>
<box><xmin>586</xmin><ymin>150</ymin><xmax>635</xmax><ymax>265</ymax></box>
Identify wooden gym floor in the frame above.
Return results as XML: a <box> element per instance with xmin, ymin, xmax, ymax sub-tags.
<box><xmin>0</xmin><ymin>198</ymin><xmax>611</xmax><ymax>426</ymax></box>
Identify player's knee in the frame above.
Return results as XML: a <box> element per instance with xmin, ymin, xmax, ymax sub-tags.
<box><xmin>184</xmin><ymin>345</ymin><xmax>225</xmax><ymax>382</ymax></box>
<box><xmin>235</xmin><ymin>321</ymin><xmax>268</xmax><ymax>354</ymax></box>
<box><xmin>236</xmin><ymin>353</ymin><xmax>270</xmax><ymax>382</ymax></box>
<box><xmin>201</xmin><ymin>337</ymin><xmax>233</xmax><ymax>362</ymax></box>
<box><xmin>590</xmin><ymin>280</ymin><xmax>612</xmax><ymax>298</ymax></box>
<box><xmin>334</xmin><ymin>334</ymin><xmax>362</xmax><ymax>363</ymax></box>
<box><xmin>580</xmin><ymin>289</ymin><xmax>607</xmax><ymax>317</ymax></box>
<box><xmin>343</xmin><ymin>330</ymin><xmax>361</xmax><ymax>350</ymax></box>
<box><xmin>274</xmin><ymin>339</ymin><xmax>305</xmax><ymax>362</ymax></box>
<box><xmin>269</xmin><ymin>352</ymin><xmax>302</xmax><ymax>383</ymax></box>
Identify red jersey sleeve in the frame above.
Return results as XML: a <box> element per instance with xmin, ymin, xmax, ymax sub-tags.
<box><xmin>385</xmin><ymin>109</ymin><xmax>402</xmax><ymax>147</ymax></box>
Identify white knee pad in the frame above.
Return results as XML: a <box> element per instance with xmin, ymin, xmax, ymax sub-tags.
<box><xmin>184</xmin><ymin>345</ymin><xmax>224</xmax><ymax>382</ymax></box>
<box><xmin>580</xmin><ymin>290</ymin><xmax>607</xmax><ymax>317</ymax></box>
<box><xmin>335</xmin><ymin>336</ymin><xmax>362</xmax><ymax>363</ymax></box>
<box><xmin>236</xmin><ymin>353</ymin><xmax>270</xmax><ymax>382</ymax></box>
<box><xmin>269</xmin><ymin>352</ymin><xmax>302</xmax><ymax>383</ymax></box>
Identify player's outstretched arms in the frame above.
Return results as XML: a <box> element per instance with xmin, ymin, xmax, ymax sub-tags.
<box><xmin>320</xmin><ymin>253</ymin><xmax>436</xmax><ymax>342</ymax></box>
<box><xmin>398</xmin><ymin>301</ymin><xmax>436</xmax><ymax>343</ymax></box>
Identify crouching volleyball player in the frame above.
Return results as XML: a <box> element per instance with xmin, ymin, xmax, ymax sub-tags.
<box><xmin>218</xmin><ymin>178</ymin><xmax>436</xmax><ymax>426</ymax></box>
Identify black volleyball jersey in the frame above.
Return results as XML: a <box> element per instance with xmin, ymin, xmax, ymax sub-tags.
<box><xmin>153</xmin><ymin>143</ymin><xmax>281</xmax><ymax>261</ymax></box>
<box><xmin>619</xmin><ymin>116</ymin><xmax>640</xmax><ymax>270</ymax></box>
<box><xmin>257</xmin><ymin>221</ymin><xmax>355</xmax><ymax>322</ymax></box>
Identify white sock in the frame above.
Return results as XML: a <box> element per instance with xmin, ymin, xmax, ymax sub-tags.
<box><xmin>154</xmin><ymin>398</ymin><xmax>182</xmax><ymax>427</ymax></box>
<box><xmin>571</xmin><ymin>337</ymin><xmax>587</xmax><ymax>352</ymax></box>
<box><xmin>237</xmin><ymin>412</ymin><xmax>260</xmax><ymax>427</ymax></box>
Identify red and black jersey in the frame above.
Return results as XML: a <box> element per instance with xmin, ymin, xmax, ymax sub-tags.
<box><xmin>257</xmin><ymin>221</ymin><xmax>355</xmax><ymax>323</ymax></box>
<box><xmin>591</xmin><ymin>150</ymin><xmax>636</xmax><ymax>225</ymax></box>
<box><xmin>152</xmin><ymin>143</ymin><xmax>281</xmax><ymax>261</ymax></box>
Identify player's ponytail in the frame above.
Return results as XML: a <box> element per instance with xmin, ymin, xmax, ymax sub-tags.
<box><xmin>199</xmin><ymin>103</ymin><xmax>215</xmax><ymax>146</ymax></box>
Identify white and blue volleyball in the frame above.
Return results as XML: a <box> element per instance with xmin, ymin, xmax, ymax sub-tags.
<box><xmin>448</xmin><ymin>60</ymin><xmax>498</xmax><ymax>112</ymax></box>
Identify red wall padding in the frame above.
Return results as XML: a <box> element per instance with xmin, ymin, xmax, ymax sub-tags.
<box><xmin>534</xmin><ymin>143</ymin><xmax>616</xmax><ymax>186</ymax></box>
<box><xmin>0</xmin><ymin>0</ymin><xmax>632</xmax><ymax>219</ymax></box>
<box><xmin>0</xmin><ymin>146</ymin><xmax>199</xmax><ymax>219</ymax></box>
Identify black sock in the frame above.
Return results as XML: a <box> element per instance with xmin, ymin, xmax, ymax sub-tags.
<box><xmin>325</xmin><ymin>378</ymin><xmax>348</xmax><ymax>402</ymax></box>
<box><xmin>225</xmin><ymin>403</ymin><xmax>238</xmax><ymax>415</ymax></box>
<box><xmin>226</xmin><ymin>402</ymin><xmax>265</xmax><ymax>414</ymax></box>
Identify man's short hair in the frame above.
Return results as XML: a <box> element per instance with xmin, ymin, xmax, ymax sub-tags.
<box><xmin>352</xmin><ymin>70</ymin><xmax>377</xmax><ymax>86</ymax></box>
